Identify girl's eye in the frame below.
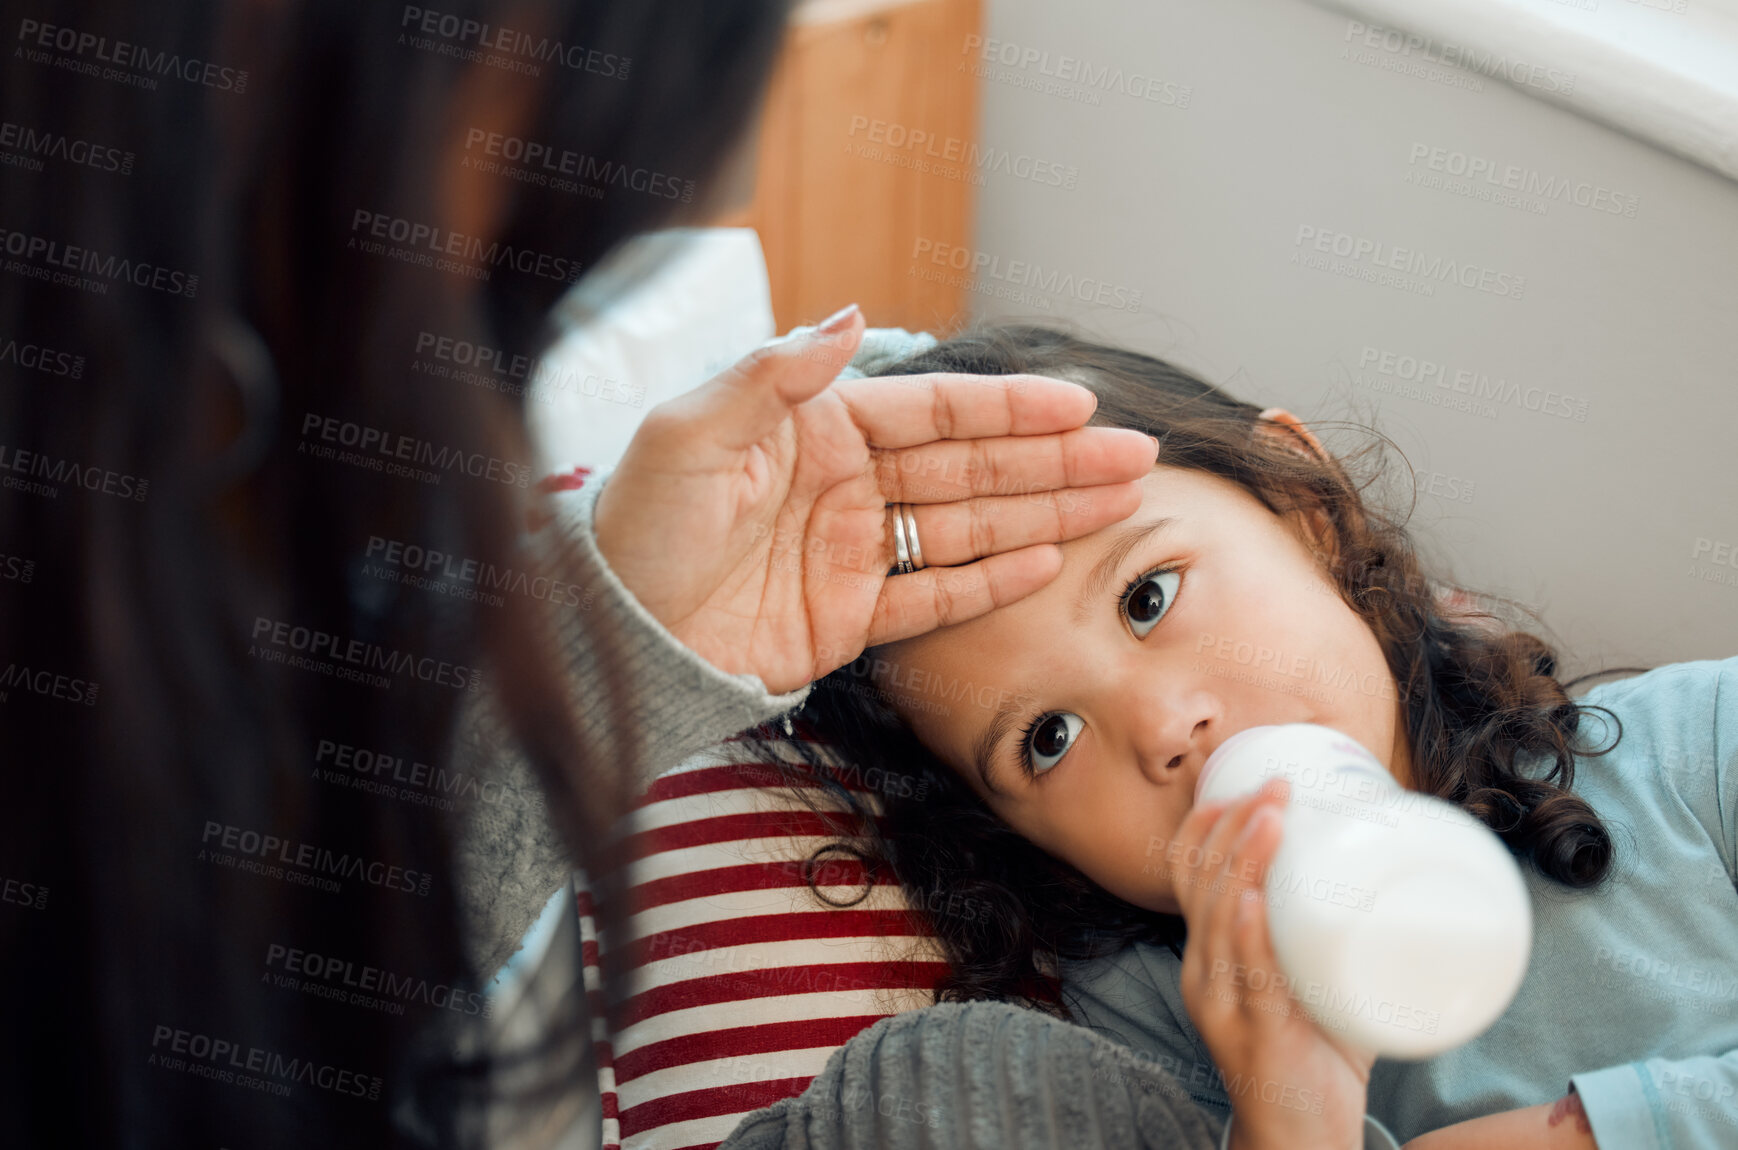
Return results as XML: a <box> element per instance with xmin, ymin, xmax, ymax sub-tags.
<box><xmin>1021</xmin><ymin>712</ymin><xmax>1084</xmax><ymax>775</ymax></box>
<box><xmin>1010</xmin><ymin>566</ymin><xmax>1184</xmax><ymax>777</ymax></box>
<box><xmin>1123</xmin><ymin>568</ymin><xmax>1182</xmax><ymax>639</ymax></box>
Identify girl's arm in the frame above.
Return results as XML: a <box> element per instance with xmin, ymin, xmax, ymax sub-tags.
<box><xmin>1402</xmin><ymin>1091</ymin><xmax>1599</xmax><ymax>1150</ymax></box>
<box><xmin>1407</xmin><ymin>655</ymin><xmax>1737</xmax><ymax>1150</ymax></box>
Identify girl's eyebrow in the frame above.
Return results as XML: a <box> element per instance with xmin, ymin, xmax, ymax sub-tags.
<box><xmin>971</xmin><ymin>703</ymin><xmax>1020</xmax><ymax>798</ymax></box>
<box><xmin>970</xmin><ymin>515</ymin><xmax>1184</xmax><ymax>793</ymax></box>
<box><xmin>1070</xmin><ymin>516</ymin><xmax>1180</xmax><ymax>627</ymax></box>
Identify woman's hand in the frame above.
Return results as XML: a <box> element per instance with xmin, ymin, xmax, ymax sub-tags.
<box><xmin>1170</xmin><ymin>779</ymin><xmax>1376</xmax><ymax>1150</ymax></box>
<box><xmin>592</xmin><ymin>306</ymin><xmax>1160</xmax><ymax>695</ymax></box>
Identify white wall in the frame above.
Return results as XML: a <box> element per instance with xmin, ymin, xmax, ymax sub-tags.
<box><xmin>965</xmin><ymin>0</ymin><xmax>1738</xmax><ymax>678</ymax></box>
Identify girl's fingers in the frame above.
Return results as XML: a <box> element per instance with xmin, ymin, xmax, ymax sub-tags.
<box><xmin>1227</xmin><ymin>807</ymin><xmax>1286</xmax><ymax>980</ymax></box>
<box><xmin>1178</xmin><ymin>797</ymin><xmax>1231</xmax><ymax>843</ymax></box>
<box><xmin>1188</xmin><ymin>797</ymin><xmax>1290</xmax><ymax>1039</ymax></box>
<box><xmin>1168</xmin><ymin>801</ymin><xmax>1229</xmax><ymax>915</ymax></box>
<box><xmin>1178</xmin><ymin>788</ymin><xmax>1279</xmax><ymax>918</ymax></box>
<box><xmin>1202</xmin><ymin>802</ymin><xmax>1281</xmax><ymax>968</ymax></box>
<box><xmin>1220</xmin><ymin>880</ymin><xmax>1309</xmax><ymax>1049</ymax></box>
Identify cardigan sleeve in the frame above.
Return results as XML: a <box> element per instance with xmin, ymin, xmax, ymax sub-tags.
<box><xmin>451</xmin><ymin>462</ymin><xmax>814</xmax><ymax>978</ymax></box>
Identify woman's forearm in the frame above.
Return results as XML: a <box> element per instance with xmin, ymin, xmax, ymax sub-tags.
<box><xmin>1402</xmin><ymin>1093</ymin><xmax>1598</xmax><ymax>1150</ymax></box>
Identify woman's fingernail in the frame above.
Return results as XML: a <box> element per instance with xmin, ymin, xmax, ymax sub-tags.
<box><xmin>816</xmin><ymin>303</ymin><xmax>861</xmax><ymax>335</ymax></box>
<box><xmin>1149</xmin><ymin>435</ymin><xmax>1162</xmax><ymax>456</ymax></box>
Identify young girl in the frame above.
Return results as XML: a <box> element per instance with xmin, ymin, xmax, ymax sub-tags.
<box><xmin>739</xmin><ymin>324</ymin><xmax>1738</xmax><ymax>1150</ymax></box>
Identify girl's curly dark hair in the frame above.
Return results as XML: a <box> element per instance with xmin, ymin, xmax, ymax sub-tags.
<box><xmin>734</xmin><ymin>323</ymin><xmax>1632</xmax><ymax>1018</ymax></box>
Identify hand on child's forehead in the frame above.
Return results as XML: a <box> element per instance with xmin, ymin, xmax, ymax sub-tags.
<box><xmin>861</xmin><ymin>465</ymin><xmax>1321</xmax><ymax>753</ymax></box>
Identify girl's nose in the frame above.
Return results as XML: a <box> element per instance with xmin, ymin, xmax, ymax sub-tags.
<box><xmin>1126</xmin><ymin>686</ymin><xmax>1218</xmax><ymax>788</ymax></box>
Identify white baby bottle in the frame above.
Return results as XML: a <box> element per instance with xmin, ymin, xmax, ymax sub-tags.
<box><xmin>1195</xmin><ymin>723</ymin><xmax>1531</xmax><ymax>1059</ymax></box>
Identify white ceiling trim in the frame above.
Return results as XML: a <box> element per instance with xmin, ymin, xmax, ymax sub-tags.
<box><xmin>1304</xmin><ymin>0</ymin><xmax>1738</xmax><ymax>183</ymax></box>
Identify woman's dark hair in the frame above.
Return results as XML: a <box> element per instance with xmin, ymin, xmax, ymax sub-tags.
<box><xmin>0</xmin><ymin>1</ymin><xmax>790</xmax><ymax>1146</ymax></box>
<box><xmin>735</xmin><ymin>323</ymin><xmax>1634</xmax><ymax>1017</ymax></box>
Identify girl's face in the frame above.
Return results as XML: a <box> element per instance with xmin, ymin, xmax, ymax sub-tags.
<box><xmin>871</xmin><ymin>423</ymin><xmax>1414</xmax><ymax>915</ymax></box>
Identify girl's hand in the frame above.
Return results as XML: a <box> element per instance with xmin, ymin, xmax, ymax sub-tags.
<box><xmin>1170</xmin><ymin>779</ymin><xmax>1377</xmax><ymax>1150</ymax></box>
<box><xmin>1402</xmin><ymin>1092</ymin><xmax>1600</xmax><ymax>1150</ymax></box>
<box><xmin>592</xmin><ymin>306</ymin><xmax>1160</xmax><ymax>695</ymax></box>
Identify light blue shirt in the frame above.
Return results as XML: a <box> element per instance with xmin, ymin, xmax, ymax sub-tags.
<box><xmin>1061</xmin><ymin>656</ymin><xmax>1738</xmax><ymax>1147</ymax></box>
